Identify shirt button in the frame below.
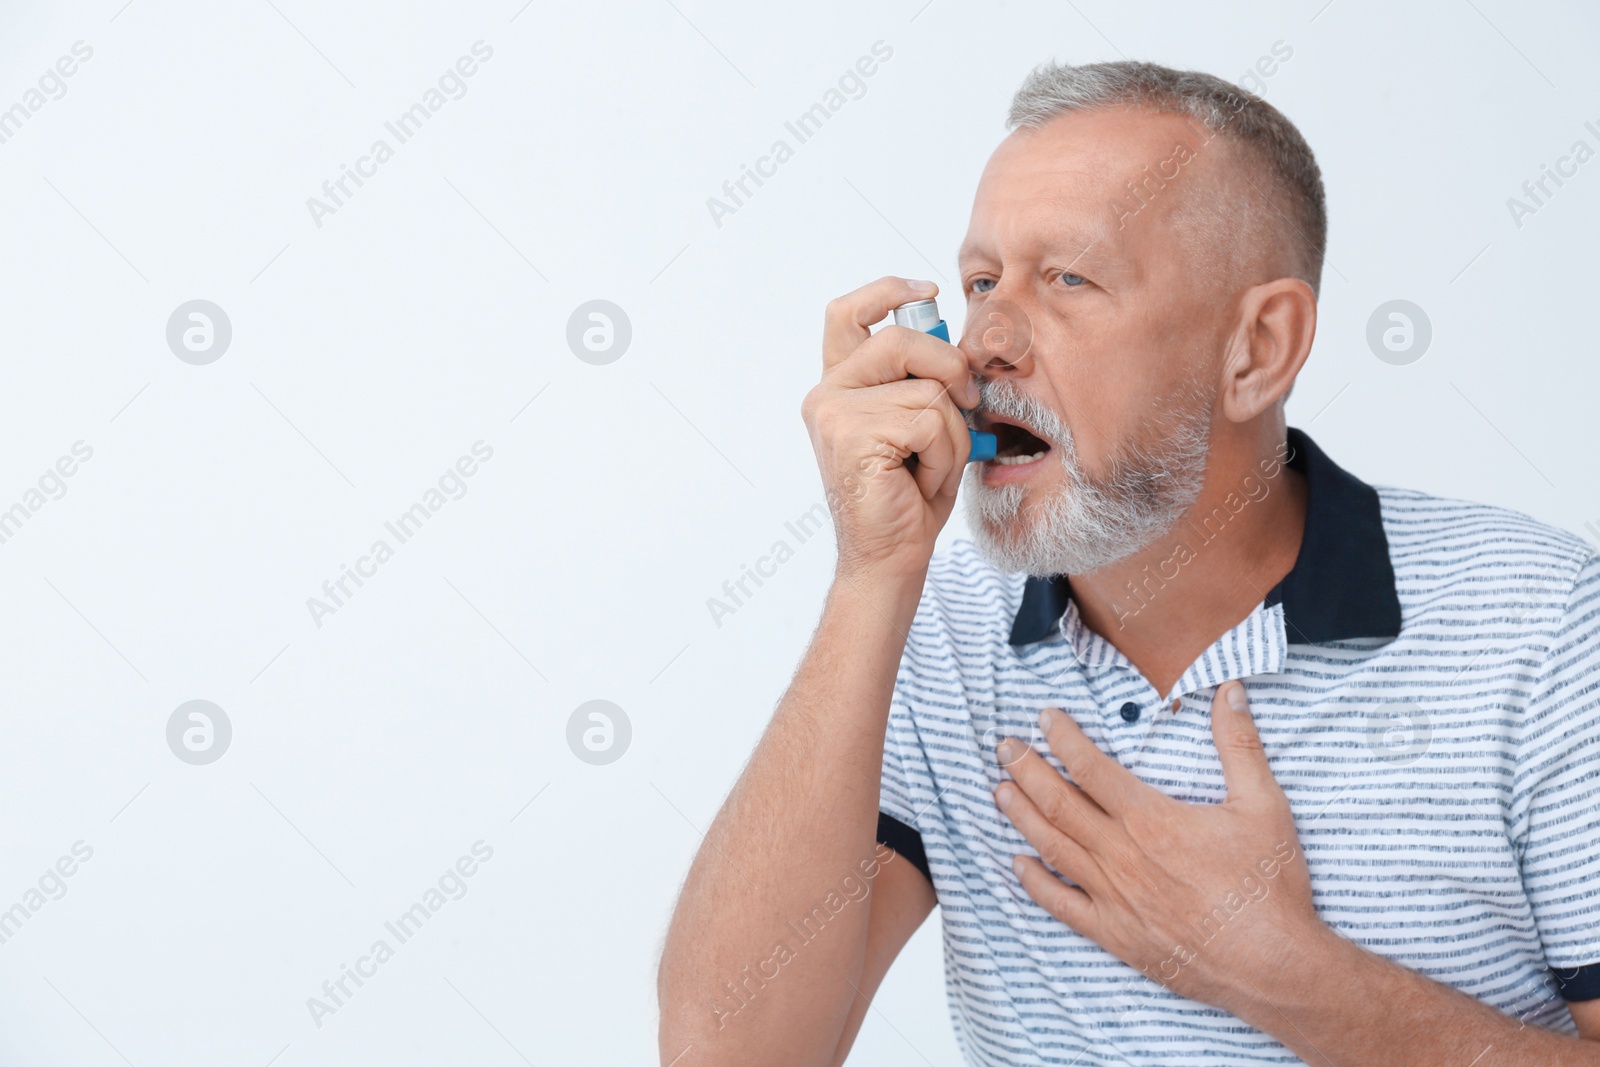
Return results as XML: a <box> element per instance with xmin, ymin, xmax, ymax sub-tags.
<box><xmin>1119</xmin><ymin>701</ymin><xmax>1141</xmax><ymax>723</ymax></box>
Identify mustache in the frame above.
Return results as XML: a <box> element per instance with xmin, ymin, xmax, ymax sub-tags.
<box><xmin>973</xmin><ymin>378</ymin><xmax>1071</xmax><ymax>449</ymax></box>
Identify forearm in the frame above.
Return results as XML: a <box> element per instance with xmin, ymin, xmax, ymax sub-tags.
<box><xmin>1227</xmin><ymin>927</ymin><xmax>1600</xmax><ymax>1065</ymax></box>
<box><xmin>657</xmin><ymin>570</ymin><xmax>924</xmax><ymax>1065</ymax></box>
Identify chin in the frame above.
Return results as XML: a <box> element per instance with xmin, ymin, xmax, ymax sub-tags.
<box><xmin>963</xmin><ymin>477</ymin><xmax>1171</xmax><ymax>578</ymax></box>
<box><xmin>964</xmin><ymin>494</ymin><xmax>1052</xmax><ymax>576</ymax></box>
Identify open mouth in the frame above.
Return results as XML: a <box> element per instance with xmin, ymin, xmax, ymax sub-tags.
<box><xmin>976</xmin><ymin>415</ymin><xmax>1053</xmax><ymax>466</ymax></box>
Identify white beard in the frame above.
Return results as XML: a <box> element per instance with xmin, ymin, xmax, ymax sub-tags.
<box><xmin>963</xmin><ymin>377</ymin><xmax>1213</xmax><ymax>577</ymax></box>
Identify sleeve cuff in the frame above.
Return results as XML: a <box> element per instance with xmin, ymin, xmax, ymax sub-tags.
<box><xmin>876</xmin><ymin>811</ymin><xmax>932</xmax><ymax>889</ymax></box>
<box><xmin>1553</xmin><ymin>961</ymin><xmax>1600</xmax><ymax>1001</ymax></box>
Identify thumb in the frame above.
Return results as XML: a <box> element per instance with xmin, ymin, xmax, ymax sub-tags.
<box><xmin>1210</xmin><ymin>680</ymin><xmax>1277</xmax><ymax>801</ymax></box>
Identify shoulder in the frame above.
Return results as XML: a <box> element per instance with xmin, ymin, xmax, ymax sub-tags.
<box><xmin>917</xmin><ymin>539</ymin><xmax>1025</xmax><ymax>629</ymax></box>
<box><xmin>1376</xmin><ymin>485</ymin><xmax>1591</xmax><ymax>565</ymax></box>
<box><xmin>1375</xmin><ymin>485</ymin><xmax>1594</xmax><ymax>627</ymax></box>
<box><xmin>902</xmin><ymin>539</ymin><xmax>1026</xmax><ymax>666</ymax></box>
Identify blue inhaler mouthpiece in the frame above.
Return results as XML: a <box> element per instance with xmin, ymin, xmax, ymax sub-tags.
<box><xmin>892</xmin><ymin>299</ymin><xmax>997</xmax><ymax>463</ymax></box>
<box><xmin>967</xmin><ymin>431</ymin><xmax>998</xmax><ymax>463</ymax></box>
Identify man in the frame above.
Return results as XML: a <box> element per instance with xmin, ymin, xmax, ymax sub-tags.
<box><xmin>657</xmin><ymin>59</ymin><xmax>1600</xmax><ymax>1065</ymax></box>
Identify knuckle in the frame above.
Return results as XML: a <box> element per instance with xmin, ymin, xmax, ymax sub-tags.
<box><xmin>803</xmin><ymin>398</ymin><xmax>835</xmax><ymax>437</ymax></box>
<box><xmin>1037</xmin><ymin>785</ymin><xmax>1070</xmax><ymax>826</ymax></box>
<box><xmin>799</xmin><ymin>387</ymin><xmax>822</xmax><ymax>423</ymax></box>
<box><xmin>1108</xmin><ymin>854</ymin><xmax>1141</xmax><ymax>886</ymax></box>
<box><xmin>875</xmin><ymin>324</ymin><xmax>910</xmax><ymax>354</ymax></box>
<box><xmin>848</xmin><ymin>329</ymin><xmax>889</xmax><ymax>364</ymax></box>
<box><xmin>1058</xmin><ymin>748</ymin><xmax>1090</xmax><ymax>785</ymax></box>
<box><xmin>1229</xmin><ymin>732</ymin><xmax>1266</xmax><ymax>756</ymax></box>
<box><xmin>912</xmin><ymin>378</ymin><xmax>946</xmax><ymax>407</ymax></box>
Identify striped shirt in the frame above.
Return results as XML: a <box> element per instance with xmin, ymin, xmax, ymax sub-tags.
<box><xmin>876</xmin><ymin>427</ymin><xmax>1600</xmax><ymax>1065</ymax></box>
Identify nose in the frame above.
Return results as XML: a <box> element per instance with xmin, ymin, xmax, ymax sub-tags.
<box><xmin>958</xmin><ymin>294</ymin><xmax>1036</xmax><ymax>378</ymax></box>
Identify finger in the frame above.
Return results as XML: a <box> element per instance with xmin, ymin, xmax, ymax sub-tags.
<box><xmin>1012</xmin><ymin>855</ymin><xmax>1097</xmax><ymax>934</ymax></box>
<box><xmin>1210</xmin><ymin>681</ymin><xmax>1279</xmax><ymax>802</ymax></box>
<box><xmin>904</xmin><ymin>404</ymin><xmax>958</xmax><ymax>502</ymax></box>
<box><xmin>822</xmin><ymin>276</ymin><xmax>938</xmax><ymax>371</ymax></box>
<box><xmin>840</xmin><ymin>379</ymin><xmax>961</xmax><ymax>499</ymax></box>
<box><xmin>830</xmin><ymin>378</ymin><xmax>967</xmax><ymax>500</ymax></box>
<box><xmin>1037</xmin><ymin>707</ymin><xmax>1145</xmax><ymax>815</ymax></box>
<box><xmin>997</xmin><ymin>736</ymin><xmax>1109</xmax><ymax>843</ymax></box>
<box><xmin>831</xmin><ymin>325</ymin><xmax>980</xmax><ymax>410</ymax></box>
<box><xmin>995</xmin><ymin>779</ymin><xmax>1101</xmax><ymax>893</ymax></box>
<box><xmin>902</xmin><ymin>385</ymin><xmax>973</xmax><ymax>500</ymax></box>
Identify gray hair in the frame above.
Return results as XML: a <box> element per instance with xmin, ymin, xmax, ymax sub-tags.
<box><xmin>1006</xmin><ymin>59</ymin><xmax>1326</xmax><ymax>297</ymax></box>
<box><xmin>963</xmin><ymin>373</ymin><xmax>1213</xmax><ymax>576</ymax></box>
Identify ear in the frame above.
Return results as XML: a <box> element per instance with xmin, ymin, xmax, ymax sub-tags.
<box><xmin>1218</xmin><ymin>278</ymin><xmax>1316</xmax><ymax>424</ymax></box>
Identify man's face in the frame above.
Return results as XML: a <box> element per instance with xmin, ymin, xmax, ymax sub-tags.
<box><xmin>957</xmin><ymin>106</ymin><xmax>1240</xmax><ymax>576</ymax></box>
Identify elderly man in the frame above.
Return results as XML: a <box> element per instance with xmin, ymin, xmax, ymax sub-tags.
<box><xmin>657</xmin><ymin>59</ymin><xmax>1600</xmax><ymax>1065</ymax></box>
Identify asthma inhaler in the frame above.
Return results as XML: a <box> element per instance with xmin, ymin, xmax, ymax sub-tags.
<box><xmin>892</xmin><ymin>298</ymin><xmax>998</xmax><ymax>463</ymax></box>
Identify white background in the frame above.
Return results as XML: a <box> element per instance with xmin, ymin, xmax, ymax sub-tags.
<box><xmin>0</xmin><ymin>1</ymin><xmax>1596</xmax><ymax>1064</ymax></box>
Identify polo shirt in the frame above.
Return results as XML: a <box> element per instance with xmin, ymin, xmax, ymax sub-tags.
<box><xmin>876</xmin><ymin>426</ymin><xmax>1600</xmax><ymax>1065</ymax></box>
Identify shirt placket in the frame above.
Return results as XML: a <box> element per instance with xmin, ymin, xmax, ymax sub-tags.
<box><xmin>1057</xmin><ymin>603</ymin><xmax>1166</xmax><ymax>769</ymax></box>
<box><xmin>1057</xmin><ymin>598</ymin><xmax>1290</xmax><ymax>772</ymax></box>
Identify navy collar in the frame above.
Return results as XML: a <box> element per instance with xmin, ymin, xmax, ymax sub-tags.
<box><xmin>1008</xmin><ymin>427</ymin><xmax>1402</xmax><ymax>646</ymax></box>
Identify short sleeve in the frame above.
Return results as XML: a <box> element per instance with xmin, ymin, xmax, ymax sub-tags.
<box><xmin>877</xmin><ymin>657</ymin><xmax>933</xmax><ymax>887</ymax></box>
<box><xmin>879</xmin><ymin>686</ymin><xmax>922</xmax><ymax>830</ymax></box>
<box><xmin>1513</xmin><ymin>550</ymin><xmax>1600</xmax><ymax>995</ymax></box>
<box><xmin>876</xmin><ymin>617</ymin><xmax>934</xmax><ymax>883</ymax></box>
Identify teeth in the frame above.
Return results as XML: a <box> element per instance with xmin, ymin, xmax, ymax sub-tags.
<box><xmin>992</xmin><ymin>451</ymin><xmax>1046</xmax><ymax>466</ymax></box>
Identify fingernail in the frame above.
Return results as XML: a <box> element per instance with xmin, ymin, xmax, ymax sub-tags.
<box><xmin>906</xmin><ymin>279</ymin><xmax>935</xmax><ymax>293</ymax></box>
<box><xmin>1227</xmin><ymin>683</ymin><xmax>1249</xmax><ymax>712</ymax></box>
<box><xmin>1038</xmin><ymin>707</ymin><xmax>1057</xmax><ymax>730</ymax></box>
<box><xmin>995</xmin><ymin>783</ymin><xmax>1014</xmax><ymax>810</ymax></box>
<box><xmin>996</xmin><ymin>739</ymin><xmax>1018</xmax><ymax>764</ymax></box>
<box><xmin>1012</xmin><ymin>854</ymin><xmax>1026</xmax><ymax>878</ymax></box>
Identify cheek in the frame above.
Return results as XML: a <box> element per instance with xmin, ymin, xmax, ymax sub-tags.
<box><xmin>1045</xmin><ymin>365</ymin><xmax>1134</xmax><ymax>469</ymax></box>
<box><xmin>1034</xmin><ymin>302</ymin><xmax>1187</xmax><ymax>463</ymax></box>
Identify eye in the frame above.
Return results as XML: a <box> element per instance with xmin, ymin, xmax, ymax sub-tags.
<box><xmin>970</xmin><ymin>278</ymin><xmax>996</xmax><ymax>294</ymax></box>
<box><xmin>1059</xmin><ymin>272</ymin><xmax>1085</xmax><ymax>287</ymax></box>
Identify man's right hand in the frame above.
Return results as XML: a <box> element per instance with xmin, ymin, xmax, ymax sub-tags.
<box><xmin>802</xmin><ymin>276</ymin><xmax>980</xmax><ymax>582</ymax></box>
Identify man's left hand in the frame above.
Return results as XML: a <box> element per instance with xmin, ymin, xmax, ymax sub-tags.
<box><xmin>994</xmin><ymin>680</ymin><xmax>1329</xmax><ymax>1013</ymax></box>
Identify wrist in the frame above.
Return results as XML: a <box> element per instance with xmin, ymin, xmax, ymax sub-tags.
<box><xmin>824</xmin><ymin>566</ymin><xmax>925</xmax><ymax>643</ymax></box>
<box><xmin>832</xmin><ymin>558</ymin><xmax>927</xmax><ymax>605</ymax></box>
<box><xmin>1215</xmin><ymin>919</ymin><xmax>1355</xmax><ymax>1031</ymax></box>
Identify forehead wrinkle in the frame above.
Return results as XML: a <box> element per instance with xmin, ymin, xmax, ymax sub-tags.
<box><xmin>960</xmin><ymin>204</ymin><xmax>1121</xmax><ymax>270</ymax></box>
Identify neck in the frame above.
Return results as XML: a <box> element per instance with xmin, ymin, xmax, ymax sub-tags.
<box><xmin>1068</xmin><ymin>429</ymin><xmax>1307</xmax><ymax>699</ymax></box>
